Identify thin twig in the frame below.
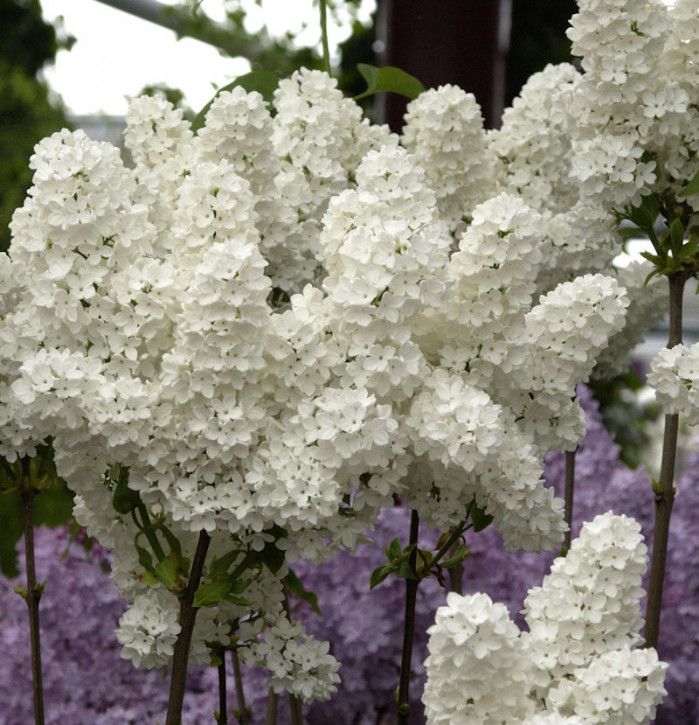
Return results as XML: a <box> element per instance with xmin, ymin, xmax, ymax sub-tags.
<box><xmin>562</xmin><ymin>448</ymin><xmax>577</xmax><ymax>555</ymax></box>
<box><xmin>448</xmin><ymin>557</ymin><xmax>464</xmax><ymax>594</ymax></box>
<box><xmin>231</xmin><ymin>648</ymin><xmax>251</xmax><ymax>725</ymax></box>
<box><xmin>165</xmin><ymin>529</ymin><xmax>212</xmax><ymax>725</ymax></box>
<box><xmin>318</xmin><ymin>0</ymin><xmax>331</xmax><ymax>74</ymax></box>
<box><xmin>288</xmin><ymin>693</ymin><xmax>303</xmax><ymax>725</ymax></box>
<box><xmin>397</xmin><ymin>509</ymin><xmax>419</xmax><ymax>724</ymax></box>
<box><xmin>217</xmin><ymin>654</ymin><xmax>228</xmax><ymax>725</ymax></box>
<box><xmin>645</xmin><ymin>272</ymin><xmax>687</xmax><ymax>648</ymax></box>
<box><xmin>265</xmin><ymin>689</ymin><xmax>278</xmax><ymax>725</ymax></box>
<box><xmin>19</xmin><ymin>459</ymin><xmax>45</xmax><ymax>725</ymax></box>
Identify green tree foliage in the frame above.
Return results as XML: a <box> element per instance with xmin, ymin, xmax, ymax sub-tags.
<box><xmin>0</xmin><ymin>0</ymin><xmax>71</xmax><ymax>251</ymax></box>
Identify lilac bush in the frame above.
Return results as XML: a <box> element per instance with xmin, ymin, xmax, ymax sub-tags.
<box><xmin>1</xmin><ymin>386</ymin><xmax>696</xmax><ymax>722</ymax></box>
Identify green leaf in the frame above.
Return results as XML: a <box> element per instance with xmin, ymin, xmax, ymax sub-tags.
<box><xmin>158</xmin><ymin>523</ymin><xmax>183</xmax><ymax>560</ymax></box>
<box><xmin>0</xmin><ymin>490</ymin><xmax>21</xmax><ymax>577</ymax></box>
<box><xmin>469</xmin><ymin>500</ymin><xmax>494</xmax><ymax>533</ymax></box>
<box><xmin>154</xmin><ymin>553</ymin><xmax>181</xmax><ymax>589</ymax></box>
<box><xmin>397</xmin><ymin>547</ymin><xmax>418</xmax><ymax>581</ymax></box>
<box><xmin>33</xmin><ymin>477</ymin><xmax>73</xmax><ymax>526</ymax></box>
<box><xmin>678</xmin><ymin>169</ymin><xmax>699</xmax><ymax>198</ymax></box>
<box><xmin>283</xmin><ymin>568</ymin><xmax>320</xmax><ymax>614</ymax></box>
<box><xmin>640</xmin><ymin>251</ymin><xmax>664</xmax><ymax>266</ymax></box>
<box><xmin>626</xmin><ymin>196</ymin><xmax>660</xmax><ymax>241</ymax></box>
<box><xmin>385</xmin><ymin>537</ymin><xmax>402</xmax><ymax>562</ymax></box>
<box><xmin>258</xmin><ymin>541</ymin><xmax>285</xmax><ymax>574</ymax></box>
<box><xmin>194</xmin><ymin>579</ymin><xmax>232</xmax><ymax>608</ymax></box>
<box><xmin>112</xmin><ymin>474</ymin><xmax>140</xmax><ymax>515</ymax></box>
<box><xmin>669</xmin><ymin>218</ymin><xmax>685</xmax><ymax>258</ymax></box>
<box><xmin>441</xmin><ymin>544</ymin><xmax>470</xmax><ymax>570</ymax></box>
<box><xmin>369</xmin><ymin>563</ymin><xmax>393</xmax><ymax>589</ymax></box>
<box><xmin>210</xmin><ymin>549</ymin><xmax>243</xmax><ymax>580</ymax></box>
<box><xmin>192</xmin><ymin>71</ymin><xmax>279</xmax><ymax>132</ymax></box>
<box><xmin>226</xmin><ymin>594</ymin><xmax>253</xmax><ymax>606</ymax></box>
<box><xmin>0</xmin><ymin>475</ymin><xmax>74</xmax><ymax>577</ymax></box>
<box><xmin>681</xmin><ymin>240</ymin><xmax>699</xmax><ymax>261</ymax></box>
<box><xmin>135</xmin><ymin>542</ymin><xmax>155</xmax><ymax>575</ymax></box>
<box><xmin>354</xmin><ymin>64</ymin><xmax>425</xmax><ymax>101</ymax></box>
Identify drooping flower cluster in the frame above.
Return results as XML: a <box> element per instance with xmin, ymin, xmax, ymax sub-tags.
<box><xmin>423</xmin><ymin>513</ymin><xmax>667</xmax><ymax>724</ymax></box>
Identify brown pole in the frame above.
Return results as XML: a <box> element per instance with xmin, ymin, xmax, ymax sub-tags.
<box><xmin>377</xmin><ymin>0</ymin><xmax>511</xmax><ymax>130</ymax></box>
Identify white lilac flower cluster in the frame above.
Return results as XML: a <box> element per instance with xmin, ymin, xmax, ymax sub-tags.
<box><xmin>2</xmin><ymin>55</ymin><xmax>647</xmax><ymax>695</ymax></box>
<box><xmin>423</xmin><ymin>513</ymin><xmax>668</xmax><ymax>724</ymax></box>
<box><xmin>567</xmin><ymin>0</ymin><xmax>696</xmax><ymax>211</ymax></box>
<box><xmin>649</xmin><ymin>342</ymin><xmax>699</xmax><ymax>425</ymax></box>
<box><xmin>241</xmin><ymin>615</ymin><xmax>341</xmax><ymax>702</ymax></box>
<box><xmin>402</xmin><ymin>85</ymin><xmax>497</xmax><ymax>236</ymax></box>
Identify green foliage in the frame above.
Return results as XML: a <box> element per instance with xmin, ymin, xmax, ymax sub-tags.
<box><xmin>0</xmin><ymin>1</ymin><xmax>70</xmax><ymax>251</ymax></box>
<box><xmin>369</xmin><ymin>537</ymin><xmax>417</xmax><ymax>589</ymax></box>
<box><xmin>192</xmin><ymin>70</ymin><xmax>279</xmax><ymax>131</ymax></box>
<box><xmin>467</xmin><ymin>499</ymin><xmax>494</xmax><ymax>533</ymax></box>
<box><xmin>623</xmin><ymin>194</ymin><xmax>699</xmax><ymax>279</ymax></box>
<box><xmin>0</xmin><ymin>445</ymin><xmax>73</xmax><ymax>578</ymax></box>
<box><xmin>283</xmin><ymin>568</ymin><xmax>320</xmax><ymax>613</ymax></box>
<box><xmin>1</xmin><ymin>0</ymin><xmax>74</xmax><ymax>75</ymax></box>
<box><xmin>589</xmin><ymin>370</ymin><xmax>658</xmax><ymax>469</ymax></box>
<box><xmin>440</xmin><ymin>543</ymin><xmax>469</xmax><ymax>571</ymax></box>
<box><xmin>194</xmin><ymin>579</ymin><xmax>234</xmax><ymax>608</ymax></box>
<box><xmin>250</xmin><ymin>524</ymin><xmax>287</xmax><ymax>574</ymax></box>
<box><xmin>354</xmin><ymin>64</ymin><xmax>425</xmax><ymax>101</ymax></box>
<box><xmin>678</xmin><ymin>169</ymin><xmax>699</xmax><ymax>199</ymax></box>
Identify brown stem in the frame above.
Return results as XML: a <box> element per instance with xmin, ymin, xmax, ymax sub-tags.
<box><xmin>645</xmin><ymin>273</ymin><xmax>687</xmax><ymax>649</ymax></box>
<box><xmin>288</xmin><ymin>693</ymin><xmax>303</xmax><ymax>724</ymax></box>
<box><xmin>217</xmin><ymin>654</ymin><xmax>228</xmax><ymax>725</ymax></box>
<box><xmin>448</xmin><ymin>558</ymin><xmax>464</xmax><ymax>593</ymax></box>
<box><xmin>20</xmin><ymin>466</ymin><xmax>45</xmax><ymax>725</ymax></box>
<box><xmin>231</xmin><ymin>649</ymin><xmax>251</xmax><ymax>725</ymax></box>
<box><xmin>562</xmin><ymin>448</ymin><xmax>576</xmax><ymax>555</ymax></box>
<box><xmin>165</xmin><ymin>529</ymin><xmax>212</xmax><ymax>725</ymax></box>
<box><xmin>265</xmin><ymin>689</ymin><xmax>278</xmax><ymax>725</ymax></box>
<box><xmin>397</xmin><ymin>509</ymin><xmax>419</xmax><ymax>724</ymax></box>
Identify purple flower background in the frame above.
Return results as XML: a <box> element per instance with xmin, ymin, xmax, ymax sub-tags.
<box><xmin>0</xmin><ymin>387</ymin><xmax>697</xmax><ymax>723</ymax></box>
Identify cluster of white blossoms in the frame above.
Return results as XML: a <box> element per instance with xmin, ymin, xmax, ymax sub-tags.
<box><xmin>241</xmin><ymin>615</ymin><xmax>341</xmax><ymax>702</ymax></box>
<box><xmin>8</xmin><ymin>1</ymin><xmax>692</xmax><ymax>693</ymax></box>
<box><xmin>402</xmin><ymin>85</ymin><xmax>497</xmax><ymax>236</ymax></box>
<box><xmin>423</xmin><ymin>514</ymin><xmax>668</xmax><ymax>724</ymax></box>
<box><xmin>567</xmin><ymin>0</ymin><xmax>696</xmax><ymax>211</ymax></box>
<box><xmin>648</xmin><ymin>342</ymin><xmax>699</xmax><ymax>425</ymax></box>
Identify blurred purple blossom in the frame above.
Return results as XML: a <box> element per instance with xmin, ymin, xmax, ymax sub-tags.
<box><xmin>0</xmin><ymin>528</ymin><xmax>217</xmax><ymax>724</ymax></box>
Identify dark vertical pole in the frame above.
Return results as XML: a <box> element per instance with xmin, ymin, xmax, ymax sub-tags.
<box><xmin>377</xmin><ymin>0</ymin><xmax>511</xmax><ymax>130</ymax></box>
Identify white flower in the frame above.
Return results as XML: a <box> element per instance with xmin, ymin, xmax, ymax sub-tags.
<box><xmin>116</xmin><ymin>588</ymin><xmax>181</xmax><ymax>669</ymax></box>
<box><xmin>242</xmin><ymin>616</ymin><xmax>340</xmax><ymax>703</ymax></box>
<box><xmin>423</xmin><ymin>514</ymin><xmax>667</xmax><ymax>724</ymax></box>
<box><xmin>648</xmin><ymin>342</ymin><xmax>699</xmax><ymax>424</ymax></box>
<box><xmin>403</xmin><ymin>85</ymin><xmax>497</xmax><ymax>235</ymax></box>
